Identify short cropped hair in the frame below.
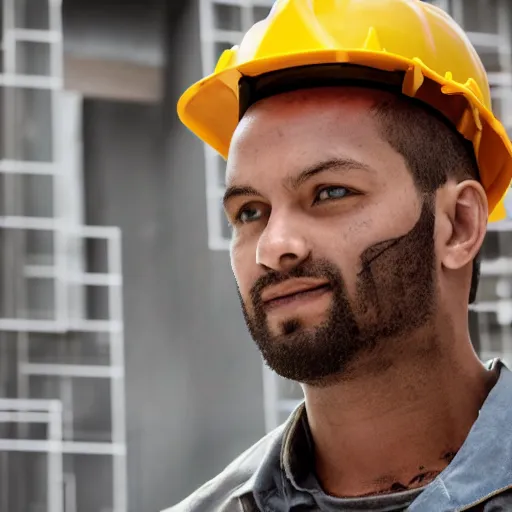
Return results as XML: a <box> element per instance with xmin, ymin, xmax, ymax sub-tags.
<box><xmin>371</xmin><ymin>94</ymin><xmax>481</xmax><ymax>304</ymax></box>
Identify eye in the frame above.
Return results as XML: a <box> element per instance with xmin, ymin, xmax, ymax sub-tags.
<box><xmin>236</xmin><ymin>206</ymin><xmax>263</xmax><ymax>224</ymax></box>
<box><xmin>315</xmin><ymin>186</ymin><xmax>350</xmax><ymax>203</ymax></box>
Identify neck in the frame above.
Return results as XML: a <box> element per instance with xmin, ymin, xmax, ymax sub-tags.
<box><xmin>303</xmin><ymin>328</ymin><xmax>497</xmax><ymax>498</ymax></box>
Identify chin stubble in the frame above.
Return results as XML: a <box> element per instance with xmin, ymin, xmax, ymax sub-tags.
<box><xmin>239</xmin><ymin>201</ymin><xmax>437</xmax><ymax>384</ymax></box>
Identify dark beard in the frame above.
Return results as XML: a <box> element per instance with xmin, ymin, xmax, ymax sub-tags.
<box><xmin>239</xmin><ymin>201</ymin><xmax>437</xmax><ymax>384</ymax></box>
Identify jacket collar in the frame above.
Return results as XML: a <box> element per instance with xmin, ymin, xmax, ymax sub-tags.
<box><xmin>410</xmin><ymin>359</ymin><xmax>512</xmax><ymax>511</ymax></box>
<box><xmin>251</xmin><ymin>359</ymin><xmax>512</xmax><ymax>511</ymax></box>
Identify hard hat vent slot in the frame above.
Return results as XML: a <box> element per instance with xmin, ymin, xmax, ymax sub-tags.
<box><xmin>363</xmin><ymin>27</ymin><xmax>382</xmax><ymax>52</ymax></box>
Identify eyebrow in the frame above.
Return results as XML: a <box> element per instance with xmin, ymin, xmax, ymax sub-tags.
<box><xmin>286</xmin><ymin>157</ymin><xmax>375</xmax><ymax>189</ymax></box>
<box><xmin>223</xmin><ymin>185</ymin><xmax>262</xmax><ymax>208</ymax></box>
<box><xmin>222</xmin><ymin>157</ymin><xmax>374</xmax><ymax>207</ymax></box>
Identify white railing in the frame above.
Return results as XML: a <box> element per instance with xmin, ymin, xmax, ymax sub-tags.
<box><xmin>0</xmin><ymin>0</ymin><xmax>127</xmax><ymax>509</ymax></box>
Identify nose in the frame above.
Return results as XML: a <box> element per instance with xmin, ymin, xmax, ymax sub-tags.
<box><xmin>256</xmin><ymin>214</ymin><xmax>311</xmax><ymax>272</ymax></box>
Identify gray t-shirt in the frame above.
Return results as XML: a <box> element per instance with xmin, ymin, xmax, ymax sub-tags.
<box><xmin>282</xmin><ymin>406</ymin><xmax>425</xmax><ymax>511</ymax></box>
<box><xmin>311</xmin><ymin>481</ymin><xmax>422</xmax><ymax>511</ymax></box>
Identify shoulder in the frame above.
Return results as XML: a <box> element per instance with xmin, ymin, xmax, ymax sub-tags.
<box><xmin>163</xmin><ymin>424</ymin><xmax>286</xmax><ymax>512</ymax></box>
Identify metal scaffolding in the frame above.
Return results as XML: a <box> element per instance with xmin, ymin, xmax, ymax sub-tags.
<box><xmin>0</xmin><ymin>0</ymin><xmax>127</xmax><ymax>510</ymax></box>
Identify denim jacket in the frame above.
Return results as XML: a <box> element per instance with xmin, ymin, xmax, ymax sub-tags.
<box><xmin>166</xmin><ymin>360</ymin><xmax>512</xmax><ymax>512</ymax></box>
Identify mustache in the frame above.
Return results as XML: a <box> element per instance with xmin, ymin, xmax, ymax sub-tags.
<box><xmin>249</xmin><ymin>259</ymin><xmax>341</xmax><ymax>305</ymax></box>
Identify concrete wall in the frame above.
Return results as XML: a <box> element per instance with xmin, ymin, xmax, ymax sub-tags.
<box><xmin>64</xmin><ymin>0</ymin><xmax>165</xmax><ymax>67</ymax></box>
<box><xmin>81</xmin><ymin>1</ymin><xmax>265</xmax><ymax>510</ymax></box>
<box><xmin>63</xmin><ymin>0</ymin><xmax>165</xmax><ymax>102</ymax></box>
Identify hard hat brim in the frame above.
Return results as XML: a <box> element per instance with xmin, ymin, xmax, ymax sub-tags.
<box><xmin>178</xmin><ymin>48</ymin><xmax>511</xmax><ymax>222</ymax></box>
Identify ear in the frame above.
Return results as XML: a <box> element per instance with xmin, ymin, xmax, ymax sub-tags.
<box><xmin>438</xmin><ymin>180</ymin><xmax>487</xmax><ymax>271</ymax></box>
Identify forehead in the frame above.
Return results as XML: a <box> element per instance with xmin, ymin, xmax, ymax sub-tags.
<box><xmin>226</xmin><ymin>87</ymin><xmax>400</xmax><ymax>186</ymax></box>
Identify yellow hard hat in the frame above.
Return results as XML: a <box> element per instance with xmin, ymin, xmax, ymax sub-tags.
<box><xmin>177</xmin><ymin>0</ymin><xmax>512</xmax><ymax>222</ymax></box>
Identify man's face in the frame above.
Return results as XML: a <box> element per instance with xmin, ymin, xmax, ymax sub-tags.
<box><xmin>224</xmin><ymin>88</ymin><xmax>438</xmax><ymax>384</ymax></box>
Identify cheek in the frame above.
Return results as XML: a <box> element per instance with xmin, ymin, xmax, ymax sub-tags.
<box><xmin>313</xmin><ymin>219</ymin><xmax>370</xmax><ymax>294</ymax></box>
<box><xmin>230</xmin><ymin>241</ymin><xmax>258</xmax><ymax>307</ymax></box>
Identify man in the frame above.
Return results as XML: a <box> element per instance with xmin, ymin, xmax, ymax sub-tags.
<box><xmin>167</xmin><ymin>0</ymin><xmax>512</xmax><ymax>510</ymax></box>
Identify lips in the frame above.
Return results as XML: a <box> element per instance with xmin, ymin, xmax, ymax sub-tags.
<box><xmin>261</xmin><ymin>279</ymin><xmax>331</xmax><ymax>305</ymax></box>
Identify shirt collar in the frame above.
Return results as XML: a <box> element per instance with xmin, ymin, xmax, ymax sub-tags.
<box><xmin>281</xmin><ymin>402</ymin><xmax>313</xmax><ymax>491</ymax></box>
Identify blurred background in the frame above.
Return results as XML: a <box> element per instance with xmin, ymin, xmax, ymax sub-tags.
<box><xmin>0</xmin><ymin>0</ymin><xmax>512</xmax><ymax>511</ymax></box>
